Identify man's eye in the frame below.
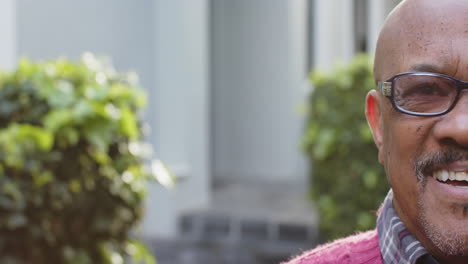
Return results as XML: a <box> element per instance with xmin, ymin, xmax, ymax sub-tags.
<box><xmin>405</xmin><ymin>84</ymin><xmax>448</xmax><ymax>97</ymax></box>
<box><xmin>418</xmin><ymin>85</ymin><xmax>438</xmax><ymax>94</ymax></box>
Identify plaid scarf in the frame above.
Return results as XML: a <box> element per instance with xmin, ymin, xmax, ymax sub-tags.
<box><xmin>377</xmin><ymin>190</ymin><xmax>438</xmax><ymax>264</ymax></box>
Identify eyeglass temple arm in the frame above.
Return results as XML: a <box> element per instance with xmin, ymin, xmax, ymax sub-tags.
<box><xmin>377</xmin><ymin>82</ymin><xmax>392</xmax><ymax>97</ymax></box>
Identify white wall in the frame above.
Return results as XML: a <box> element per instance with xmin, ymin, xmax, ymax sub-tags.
<box><xmin>313</xmin><ymin>0</ymin><xmax>354</xmax><ymax>70</ymax></box>
<box><xmin>17</xmin><ymin>0</ymin><xmax>154</xmax><ymax>95</ymax></box>
<box><xmin>367</xmin><ymin>0</ymin><xmax>401</xmax><ymax>55</ymax></box>
<box><xmin>212</xmin><ymin>0</ymin><xmax>307</xmax><ymax>183</ymax></box>
<box><xmin>0</xmin><ymin>0</ymin><xmax>16</xmax><ymax>69</ymax></box>
<box><xmin>146</xmin><ymin>0</ymin><xmax>211</xmax><ymax>237</ymax></box>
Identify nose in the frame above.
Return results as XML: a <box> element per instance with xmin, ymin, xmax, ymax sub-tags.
<box><xmin>433</xmin><ymin>94</ymin><xmax>468</xmax><ymax>147</ymax></box>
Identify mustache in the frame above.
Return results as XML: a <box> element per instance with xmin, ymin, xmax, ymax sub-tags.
<box><xmin>415</xmin><ymin>149</ymin><xmax>468</xmax><ymax>182</ymax></box>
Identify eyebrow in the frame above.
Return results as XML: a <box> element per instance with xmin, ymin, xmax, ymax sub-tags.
<box><xmin>408</xmin><ymin>63</ymin><xmax>443</xmax><ymax>73</ymax></box>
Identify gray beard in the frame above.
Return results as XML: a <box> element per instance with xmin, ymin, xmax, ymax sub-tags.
<box><xmin>413</xmin><ymin>149</ymin><xmax>468</xmax><ymax>255</ymax></box>
<box><xmin>418</xmin><ymin>193</ymin><xmax>468</xmax><ymax>256</ymax></box>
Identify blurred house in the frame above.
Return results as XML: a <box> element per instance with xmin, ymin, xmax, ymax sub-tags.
<box><xmin>0</xmin><ymin>0</ymin><xmax>399</xmax><ymax>263</ymax></box>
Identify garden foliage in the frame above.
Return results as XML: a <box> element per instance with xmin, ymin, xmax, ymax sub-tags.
<box><xmin>302</xmin><ymin>54</ymin><xmax>389</xmax><ymax>241</ymax></box>
<box><xmin>0</xmin><ymin>54</ymin><xmax>155</xmax><ymax>264</ymax></box>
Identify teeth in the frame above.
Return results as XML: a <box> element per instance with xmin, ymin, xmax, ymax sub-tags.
<box><xmin>433</xmin><ymin>170</ymin><xmax>468</xmax><ymax>182</ymax></box>
<box><xmin>449</xmin><ymin>171</ymin><xmax>456</xmax><ymax>181</ymax></box>
<box><xmin>441</xmin><ymin>170</ymin><xmax>449</xmax><ymax>181</ymax></box>
<box><xmin>457</xmin><ymin>172</ymin><xmax>467</xmax><ymax>181</ymax></box>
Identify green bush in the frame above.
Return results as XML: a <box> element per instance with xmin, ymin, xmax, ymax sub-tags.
<box><xmin>302</xmin><ymin>54</ymin><xmax>389</xmax><ymax>241</ymax></box>
<box><xmin>0</xmin><ymin>54</ymin><xmax>156</xmax><ymax>264</ymax></box>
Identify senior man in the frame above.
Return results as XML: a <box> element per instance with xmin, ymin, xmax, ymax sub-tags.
<box><xmin>285</xmin><ymin>0</ymin><xmax>468</xmax><ymax>263</ymax></box>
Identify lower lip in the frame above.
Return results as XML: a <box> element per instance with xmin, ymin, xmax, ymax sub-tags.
<box><xmin>427</xmin><ymin>176</ymin><xmax>468</xmax><ymax>200</ymax></box>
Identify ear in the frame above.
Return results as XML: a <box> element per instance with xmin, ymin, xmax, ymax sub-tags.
<box><xmin>366</xmin><ymin>90</ymin><xmax>385</xmax><ymax>164</ymax></box>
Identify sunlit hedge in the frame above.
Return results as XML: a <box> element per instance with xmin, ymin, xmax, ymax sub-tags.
<box><xmin>302</xmin><ymin>54</ymin><xmax>389</xmax><ymax>241</ymax></box>
<box><xmin>0</xmin><ymin>54</ymin><xmax>155</xmax><ymax>264</ymax></box>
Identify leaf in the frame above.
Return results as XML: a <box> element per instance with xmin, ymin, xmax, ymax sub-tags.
<box><xmin>1</xmin><ymin>124</ymin><xmax>55</xmax><ymax>152</ymax></box>
<box><xmin>43</xmin><ymin>109</ymin><xmax>74</xmax><ymax>132</ymax></box>
<box><xmin>119</xmin><ymin>107</ymin><xmax>138</xmax><ymax>139</ymax></box>
<box><xmin>313</xmin><ymin>128</ymin><xmax>336</xmax><ymax>160</ymax></box>
<box><xmin>2</xmin><ymin>181</ymin><xmax>23</xmax><ymax>203</ymax></box>
<box><xmin>6</xmin><ymin>213</ymin><xmax>27</xmax><ymax>229</ymax></box>
<box><xmin>69</xmin><ymin>179</ymin><xmax>82</xmax><ymax>193</ymax></box>
<box><xmin>23</xmin><ymin>125</ymin><xmax>54</xmax><ymax>151</ymax></box>
<box><xmin>363</xmin><ymin>170</ymin><xmax>378</xmax><ymax>189</ymax></box>
<box><xmin>84</xmin><ymin>85</ymin><xmax>108</xmax><ymax>101</ymax></box>
<box><xmin>59</xmin><ymin>127</ymin><xmax>79</xmax><ymax>146</ymax></box>
<box><xmin>72</xmin><ymin>99</ymin><xmax>93</xmax><ymax>121</ymax></box>
<box><xmin>357</xmin><ymin>212</ymin><xmax>373</xmax><ymax>230</ymax></box>
<box><xmin>33</xmin><ymin>171</ymin><xmax>53</xmax><ymax>188</ymax></box>
<box><xmin>151</xmin><ymin>159</ymin><xmax>174</xmax><ymax>188</ymax></box>
<box><xmin>83</xmin><ymin>119</ymin><xmax>113</xmax><ymax>152</ymax></box>
<box><xmin>127</xmin><ymin>240</ymin><xmax>156</xmax><ymax>264</ymax></box>
<box><xmin>359</xmin><ymin>123</ymin><xmax>373</xmax><ymax>141</ymax></box>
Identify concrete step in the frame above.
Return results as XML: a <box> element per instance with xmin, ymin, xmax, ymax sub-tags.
<box><xmin>179</xmin><ymin>212</ymin><xmax>317</xmax><ymax>244</ymax></box>
<box><xmin>148</xmin><ymin>179</ymin><xmax>319</xmax><ymax>264</ymax></box>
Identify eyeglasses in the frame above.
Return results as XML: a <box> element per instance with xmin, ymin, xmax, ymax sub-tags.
<box><xmin>378</xmin><ymin>72</ymin><xmax>468</xmax><ymax>116</ymax></box>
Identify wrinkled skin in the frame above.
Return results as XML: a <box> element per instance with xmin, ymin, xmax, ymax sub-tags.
<box><xmin>366</xmin><ymin>0</ymin><xmax>468</xmax><ymax>263</ymax></box>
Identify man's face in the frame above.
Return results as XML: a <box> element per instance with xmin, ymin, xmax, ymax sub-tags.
<box><xmin>368</xmin><ymin>0</ymin><xmax>468</xmax><ymax>260</ymax></box>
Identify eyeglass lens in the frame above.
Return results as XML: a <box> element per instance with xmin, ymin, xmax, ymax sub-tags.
<box><xmin>393</xmin><ymin>74</ymin><xmax>458</xmax><ymax>114</ymax></box>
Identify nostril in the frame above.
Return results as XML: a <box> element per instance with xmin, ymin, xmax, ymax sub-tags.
<box><xmin>440</xmin><ymin>138</ymin><xmax>468</xmax><ymax>151</ymax></box>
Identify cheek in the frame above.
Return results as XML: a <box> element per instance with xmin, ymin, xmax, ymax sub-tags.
<box><xmin>384</xmin><ymin>121</ymin><xmax>431</xmax><ymax>193</ymax></box>
<box><xmin>382</xmin><ymin>115</ymin><xmax>431</xmax><ymax>171</ymax></box>
<box><xmin>382</xmin><ymin>118</ymin><xmax>436</xmax><ymax>228</ymax></box>
<box><xmin>383</xmin><ymin>122</ymin><xmax>427</xmax><ymax>179</ymax></box>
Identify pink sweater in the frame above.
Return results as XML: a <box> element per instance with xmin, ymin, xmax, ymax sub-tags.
<box><xmin>283</xmin><ymin>229</ymin><xmax>383</xmax><ymax>264</ymax></box>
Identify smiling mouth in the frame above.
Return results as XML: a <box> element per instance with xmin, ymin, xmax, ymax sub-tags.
<box><xmin>433</xmin><ymin>170</ymin><xmax>468</xmax><ymax>188</ymax></box>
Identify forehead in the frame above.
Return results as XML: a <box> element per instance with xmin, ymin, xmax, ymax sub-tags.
<box><xmin>376</xmin><ymin>1</ymin><xmax>468</xmax><ymax>81</ymax></box>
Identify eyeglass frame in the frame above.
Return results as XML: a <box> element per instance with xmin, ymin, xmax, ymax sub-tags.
<box><xmin>377</xmin><ymin>72</ymin><xmax>468</xmax><ymax>117</ymax></box>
